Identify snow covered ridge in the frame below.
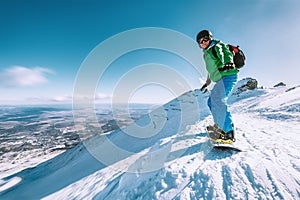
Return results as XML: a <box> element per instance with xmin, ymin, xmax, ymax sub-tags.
<box><xmin>0</xmin><ymin>78</ymin><xmax>299</xmax><ymax>199</ymax></box>
<box><xmin>230</xmin><ymin>78</ymin><xmax>300</xmax><ymax>122</ymax></box>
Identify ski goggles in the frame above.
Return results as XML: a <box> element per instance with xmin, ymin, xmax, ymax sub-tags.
<box><xmin>199</xmin><ymin>37</ymin><xmax>210</xmax><ymax>44</ymax></box>
<box><xmin>199</xmin><ymin>38</ymin><xmax>209</xmax><ymax>44</ymax></box>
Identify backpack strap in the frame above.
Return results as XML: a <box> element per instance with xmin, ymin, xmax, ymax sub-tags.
<box><xmin>211</xmin><ymin>45</ymin><xmax>218</xmax><ymax>59</ymax></box>
<box><xmin>210</xmin><ymin>45</ymin><xmax>235</xmax><ymax>72</ymax></box>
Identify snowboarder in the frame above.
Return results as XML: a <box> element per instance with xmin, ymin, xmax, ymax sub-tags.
<box><xmin>196</xmin><ymin>30</ymin><xmax>238</xmax><ymax>143</ymax></box>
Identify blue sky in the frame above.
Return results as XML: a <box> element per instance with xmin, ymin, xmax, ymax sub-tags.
<box><xmin>0</xmin><ymin>0</ymin><xmax>300</xmax><ymax>104</ymax></box>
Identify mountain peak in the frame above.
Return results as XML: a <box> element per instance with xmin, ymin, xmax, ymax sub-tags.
<box><xmin>273</xmin><ymin>82</ymin><xmax>286</xmax><ymax>87</ymax></box>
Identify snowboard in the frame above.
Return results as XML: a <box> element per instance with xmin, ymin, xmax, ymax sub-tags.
<box><xmin>210</xmin><ymin>141</ymin><xmax>242</xmax><ymax>152</ymax></box>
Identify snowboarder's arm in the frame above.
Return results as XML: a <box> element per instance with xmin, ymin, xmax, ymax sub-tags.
<box><xmin>200</xmin><ymin>76</ymin><xmax>211</xmax><ymax>93</ymax></box>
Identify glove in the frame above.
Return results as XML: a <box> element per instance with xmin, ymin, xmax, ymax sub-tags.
<box><xmin>200</xmin><ymin>83</ymin><xmax>208</xmax><ymax>93</ymax></box>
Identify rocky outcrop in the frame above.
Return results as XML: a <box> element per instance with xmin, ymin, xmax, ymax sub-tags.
<box><xmin>232</xmin><ymin>77</ymin><xmax>258</xmax><ymax>95</ymax></box>
<box><xmin>274</xmin><ymin>82</ymin><xmax>286</xmax><ymax>87</ymax></box>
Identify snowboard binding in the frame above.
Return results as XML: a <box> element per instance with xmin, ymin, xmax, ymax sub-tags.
<box><xmin>207</xmin><ymin>124</ymin><xmax>235</xmax><ymax>144</ymax></box>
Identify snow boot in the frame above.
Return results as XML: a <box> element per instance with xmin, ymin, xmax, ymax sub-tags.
<box><xmin>207</xmin><ymin>124</ymin><xmax>226</xmax><ymax>135</ymax></box>
<box><xmin>207</xmin><ymin>125</ymin><xmax>235</xmax><ymax>144</ymax></box>
<box><xmin>225</xmin><ymin>130</ymin><xmax>235</xmax><ymax>142</ymax></box>
<box><xmin>207</xmin><ymin>124</ymin><xmax>226</xmax><ymax>142</ymax></box>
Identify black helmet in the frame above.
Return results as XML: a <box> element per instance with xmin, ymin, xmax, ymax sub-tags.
<box><xmin>196</xmin><ymin>30</ymin><xmax>212</xmax><ymax>42</ymax></box>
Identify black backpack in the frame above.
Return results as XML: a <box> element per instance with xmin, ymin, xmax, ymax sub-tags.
<box><xmin>212</xmin><ymin>44</ymin><xmax>246</xmax><ymax>69</ymax></box>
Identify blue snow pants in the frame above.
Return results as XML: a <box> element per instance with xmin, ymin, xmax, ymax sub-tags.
<box><xmin>207</xmin><ymin>74</ymin><xmax>237</xmax><ymax>133</ymax></box>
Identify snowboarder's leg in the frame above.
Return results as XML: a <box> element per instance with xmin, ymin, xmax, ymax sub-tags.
<box><xmin>210</xmin><ymin>74</ymin><xmax>237</xmax><ymax>135</ymax></box>
<box><xmin>210</xmin><ymin>79</ymin><xmax>227</xmax><ymax>131</ymax></box>
<box><xmin>222</xmin><ymin>75</ymin><xmax>237</xmax><ymax>133</ymax></box>
<box><xmin>222</xmin><ymin>74</ymin><xmax>237</xmax><ymax>133</ymax></box>
<box><xmin>207</xmin><ymin>96</ymin><xmax>212</xmax><ymax>111</ymax></box>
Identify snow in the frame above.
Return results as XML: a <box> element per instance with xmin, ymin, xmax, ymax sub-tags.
<box><xmin>0</xmin><ymin>177</ymin><xmax>22</xmax><ymax>193</ymax></box>
<box><xmin>0</xmin><ymin>82</ymin><xmax>300</xmax><ymax>199</ymax></box>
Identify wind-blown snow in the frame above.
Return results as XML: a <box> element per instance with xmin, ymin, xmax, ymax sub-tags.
<box><xmin>0</xmin><ymin>83</ymin><xmax>299</xmax><ymax>199</ymax></box>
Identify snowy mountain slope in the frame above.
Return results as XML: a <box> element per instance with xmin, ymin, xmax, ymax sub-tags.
<box><xmin>230</xmin><ymin>84</ymin><xmax>300</xmax><ymax>122</ymax></box>
<box><xmin>0</xmin><ymin>82</ymin><xmax>299</xmax><ymax>199</ymax></box>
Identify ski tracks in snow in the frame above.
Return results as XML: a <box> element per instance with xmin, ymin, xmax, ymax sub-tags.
<box><xmin>170</xmin><ymin>111</ymin><xmax>300</xmax><ymax>199</ymax></box>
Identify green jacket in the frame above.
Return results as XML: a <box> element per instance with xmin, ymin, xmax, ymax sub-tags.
<box><xmin>203</xmin><ymin>39</ymin><xmax>238</xmax><ymax>82</ymax></box>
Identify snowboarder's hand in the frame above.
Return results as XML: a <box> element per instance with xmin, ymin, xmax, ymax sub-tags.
<box><xmin>200</xmin><ymin>84</ymin><xmax>208</xmax><ymax>93</ymax></box>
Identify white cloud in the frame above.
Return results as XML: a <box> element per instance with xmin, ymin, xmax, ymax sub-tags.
<box><xmin>96</xmin><ymin>93</ymin><xmax>111</xmax><ymax>100</ymax></box>
<box><xmin>0</xmin><ymin>66</ymin><xmax>54</xmax><ymax>87</ymax></box>
<box><xmin>95</xmin><ymin>93</ymin><xmax>112</xmax><ymax>103</ymax></box>
<box><xmin>51</xmin><ymin>95</ymin><xmax>73</xmax><ymax>103</ymax></box>
<box><xmin>50</xmin><ymin>93</ymin><xmax>112</xmax><ymax>104</ymax></box>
